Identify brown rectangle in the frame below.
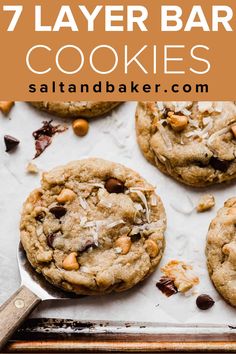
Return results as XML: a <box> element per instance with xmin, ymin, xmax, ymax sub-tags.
<box><xmin>0</xmin><ymin>0</ymin><xmax>235</xmax><ymax>100</ymax></box>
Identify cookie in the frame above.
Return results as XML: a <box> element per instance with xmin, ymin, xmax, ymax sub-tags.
<box><xmin>206</xmin><ymin>198</ymin><xmax>236</xmax><ymax>307</ymax></box>
<box><xmin>30</xmin><ymin>101</ymin><xmax>121</xmax><ymax>118</ymax></box>
<box><xmin>20</xmin><ymin>158</ymin><xmax>166</xmax><ymax>295</ymax></box>
<box><xmin>136</xmin><ymin>101</ymin><xmax>236</xmax><ymax>187</ymax></box>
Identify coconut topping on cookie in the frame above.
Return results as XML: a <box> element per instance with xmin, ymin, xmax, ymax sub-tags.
<box><xmin>20</xmin><ymin>158</ymin><xmax>166</xmax><ymax>295</ymax></box>
<box><xmin>136</xmin><ymin>101</ymin><xmax>236</xmax><ymax>187</ymax></box>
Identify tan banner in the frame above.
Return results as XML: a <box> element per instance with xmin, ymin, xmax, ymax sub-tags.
<box><xmin>0</xmin><ymin>0</ymin><xmax>235</xmax><ymax>100</ymax></box>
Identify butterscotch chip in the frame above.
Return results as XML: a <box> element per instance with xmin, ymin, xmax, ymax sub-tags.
<box><xmin>0</xmin><ymin>101</ymin><xmax>14</xmax><ymax>114</ymax></box>
<box><xmin>20</xmin><ymin>158</ymin><xmax>166</xmax><ymax>295</ymax></box>
<box><xmin>62</xmin><ymin>252</ymin><xmax>80</xmax><ymax>271</ymax></box>
<box><xmin>72</xmin><ymin>119</ymin><xmax>89</xmax><ymax>137</ymax></box>
<box><xmin>115</xmin><ymin>236</ymin><xmax>131</xmax><ymax>255</ymax></box>
<box><xmin>145</xmin><ymin>239</ymin><xmax>159</xmax><ymax>258</ymax></box>
<box><xmin>167</xmin><ymin>114</ymin><xmax>188</xmax><ymax>132</ymax></box>
<box><xmin>57</xmin><ymin>189</ymin><xmax>76</xmax><ymax>203</ymax></box>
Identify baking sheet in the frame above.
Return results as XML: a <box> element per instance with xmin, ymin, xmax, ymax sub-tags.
<box><xmin>0</xmin><ymin>101</ymin><xmax>235</xmax><ymax>331</ymax></box>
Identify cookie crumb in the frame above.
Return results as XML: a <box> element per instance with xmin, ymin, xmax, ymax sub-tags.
<box><xmin>0</xmin><ymin>101</ymin><xmax>14</xmax><ymax>115</ymax></box>
<box><xmin>26</xmin><ymin>162</ymin><xmax>39</xmax><ymax>174</ymax></box>
<box><xmin>161</xmin><ymin>260</ymin><xmax>199</xmax><ymax>293</ymax></box>
<box><xmin>197</xmin><ymin>194</ymin><xmax>215</xmax><ymax>212</ymax></box>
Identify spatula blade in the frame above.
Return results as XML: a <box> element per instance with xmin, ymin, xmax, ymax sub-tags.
<box><xmin>18</xmin><ymin>243</ymin><xmax>77</xmax><ymax>300</ymax></box>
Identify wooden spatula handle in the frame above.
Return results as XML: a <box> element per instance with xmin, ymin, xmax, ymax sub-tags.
<box><xmin>0</xmin><ymin>285</ymin><xmax>41</xmax><ymax>350</ymax></box>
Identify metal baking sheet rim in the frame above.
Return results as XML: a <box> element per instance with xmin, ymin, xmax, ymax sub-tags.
<box><xmin>5</xmin><ymin>319</ymin><xmax>236</xmax><ymax>353</ymax></box>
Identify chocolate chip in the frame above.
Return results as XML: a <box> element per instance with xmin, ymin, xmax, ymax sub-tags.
<box><xmin>35</xmin><ymin>211</ymin><xmax>46</xmax><ymax>222</ymax></box>
<box><xmin>130</xmin><ymin>233</ymin><xmax>141</xmax><ymax>242</ymax></box>
<box><xmin>78</xmin><ymin>240</ymin><xmax>95</xmax><ymax>253</ymax></box>
<box><xmin>209</xmin><ymin>157</ymin><xmax>230</xmax><ymax>172</ymax></box>
<box><xmin>49</xmin><ymin>206</ymin><xmax>67</xmax><ymax>219</ymax></box>
<box><xmin>4</xmin><ymin>135</ymin><xmax>20</xmax><ymax>152</ymax></box>
<box><xmin>47</xmin><ymin>233</ymin><xmax>56</xmax><ymax>248</ymax></box>
<box><xmin>193</xmin><ymin>160</ymin><xmax>208</xmax><ymax>168</ymax></box>
<box><xmin>161</xmin><ymin>121</ymin><xmax>168</xmax><ymax>127</ymax></box>
<box><xmin>105</xmin><ymin>178</ymin><xmax>124</xmax><ymax>194</ymax></box>
<box><xmin>196</xmin><ymin>294</ymin><xmax>215</xmax><ymax>310</ymax></box>
<box><xmin>174</xmin><ymin>111</ymin><xmax>183</xmax><ymax>116</ymax></box>
<box><xmin>156</xmin><ymin>277</ymin><xmax>178</xmax><ymax>297</ymax></box>
<box><xmin>162</xmin><ymin>108</ymin><xmax>171</xmax><ymax>119</ymax></box>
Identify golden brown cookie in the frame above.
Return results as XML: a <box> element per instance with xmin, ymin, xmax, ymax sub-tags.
<box><xmin>136</xmin><ymin>101</ymin><xmax>236</xmax><ymax>187</ymax></box>
<box><xmin>206</xmin><ymin>198</ymin><xmax>236</xmax><ymax>307</ymax></box>
<box><xmin>20</xmin><ymin>158</ymin><xmax>166</xmax><ymax>295</ymax></box>
<box><xmin>30</xmin><ymin>101</ymin><xmax>121</xmax><ymax>118</ymax></box>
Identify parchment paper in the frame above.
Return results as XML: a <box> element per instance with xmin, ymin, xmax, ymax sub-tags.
<box><xmin>0</xmin><ymin>101</ymin><xmax>235</xmax><ymax>328</ymax></box>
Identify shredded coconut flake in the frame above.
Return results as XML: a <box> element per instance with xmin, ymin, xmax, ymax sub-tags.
<box><xmin>128</xmin><ymin>186</ymin><xmax>155</xmax><ymax>192</ymax></box>
<box><xmin>170</xmin><ymin>102</ymin><xmax>193</xmax><ymax>112</ymax></box>
<box><xmin>214</xmin><ymin>102</ymin><xmax>223</xmax><ymax>112</ymax></box>
<box><xmin>156</xmin><ymin>101</ymin><xmax>164</xmax><ymax>111</ymax></box>
<box><xmin>106</xmin><ymin>220</ymin><xmax>125</xmax><ymax>229</ymax></box>
<box><xmin>157</xmin><ymin>122</ymin><xmax>173</xmax><ymax>150</ymax></box>
<box><xmin>90</xmin><ymin>228</ymin><xmax>99</xmax><ymax>246</ymax></box>
<box><xmin>79</xmin><ymin>196</ymin><xmax>88</xmax><ymax>210</ymax></box>
<box><xmin>80</xmin><ymin>266</ymin><xmax>92</xmax><ymax>274</ymax></box>
<box><xmin>130</xmin><ymin>226</ymin><xmax>141</xmax><ymax>235</ymax></box>
<box><xmin>150</xmin><ymin>195</ymin><xmax>158</xmax><ymax>206</ymax></box>
<box><xmin>131</xmin><ymin>221</ymin><xmax>163</xmax><ymax>235</ymax></box>
<box><xmin>185</xmin><ymin>118</ymin><xmax>213</xmax><ymax>140</ymax></box>
<box><xmin>207</xmin><ymin>126</ymin><xmax>230</xmax><ymax>145</ymax></box>
<box><xmin>80</xmin><ymin>216</ymin><xmax>88</xmax><ymax>226</ymax></box>
<box><xmin>181</xmin><ymin>108</ymin><xmax>191</xmax><ymax>116</ymax></box>
<box><xmin>202</xmin><ymin>119</ymin><xmax>213</xmax><ymax>133</ymax></box>
<box><xmin>129</xmin><ymin>189</ymin><xmax>150</xmax><ymax>223</ymax></box>
<box><xmin>99</xmin><ymin>199</ymin><xmax>112</xmax><ymax>208</ymax></box>
<box><xmin>135</xmin><ymin>218</ymin><xmax>143</xmax><ymax>224</ymax></box>
<box><xmin>134</xmin><ymin>203</ymin><xmax>144</xmax><ymax>212</ymax></box>
<box><xmin>84</xmin><ymin>221</ymin><xmax>96</xmax><ymax>228</ymax></box>
<box><xmin>87</xmin><ymin>182</ymin><xmax>104</xmax><ymax>189</ymax></box>
<box><xmin>202</xmin><ymin>117</ymin><xmax>211</xmax><ymax>126</ymax></box>
<box><xmin>198</xmin><ymin>101</ymin><xmax>213</xmax><ymax>113</ymax></box>
<box><xmin>188</xmin><ymin>119</ymin><xmax>199</xmax><ymax>128</ymax></box>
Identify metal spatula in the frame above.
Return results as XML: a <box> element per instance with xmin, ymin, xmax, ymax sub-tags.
<box><xmin>0</xmin><ymin>243</ymin><xmax>75</xmax><ymax>349</ymax></box>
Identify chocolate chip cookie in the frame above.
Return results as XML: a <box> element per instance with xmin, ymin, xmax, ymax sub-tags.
<box><xmin>31</xmin><ymin>101</ymin><xmax>121</xmax><ymax>118</ymax></box>
<box><xmin>206</xmin><ymin>198</ymin><xmax>236</xmax><ymax>307</ymax></box>
<box><xmin>20</xmin><ymin>158</ymin><xmax>166</xmax><ymax>295</ymax></box>
<box><xmin>136</xmin><ymin>102</ymin><xmax>236</xmax><ymax>187</ymax></box>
